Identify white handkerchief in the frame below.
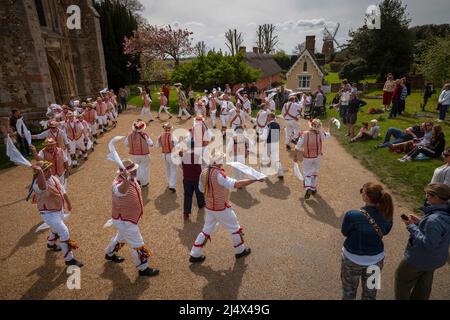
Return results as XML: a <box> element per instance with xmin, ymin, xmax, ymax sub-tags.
<box><xmin>103</xmin><ymin>218</ymin><xmax>114</xmax><ymax>228</ymax></box>
<box><xmin>227</xmin><ymin>162</ymin><xmax>267</xmax><ymax>180</ymax></box>
<box><xmin>293</xmin><ymin>162</ymin><xmax>304</xmax><ymax>181</ymax></box>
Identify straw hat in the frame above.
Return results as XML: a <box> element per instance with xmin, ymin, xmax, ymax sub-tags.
<box><xmin>119</xmin><ymin>158</ymin><xmax>139</xmax><ymax>173</ymax></box>
<box><xmin>43</xmin><ymin>137</ymin><xmax>56</xmax><ymax>147</ymax></box>
<box><xmin>309</xmin><ymin>119</ymin><xmax>322</xmax><ymax>132</ymax></box>
<box><xmin>35</xmin><ymin>160</ymin><xmax>53</xmax><ymax>172</ymax></box>
<box><xmin>208</xmin><ymin>150</ymin><xmax>225</xmax><ymax>165</ymax></box>
<box><xmin>162</xmin><ymin>122</ymin><xmax>173</xmax><ymax>130</ymax></box>
<box><xmin>48</xmin><ymin>120</ymin><xmax>58</xmax><ymax>128</ymax></box>
<box><xmin>132</xmin><ymin>120</ymin><xmax>146</xmax><ymax>132</ymax></box>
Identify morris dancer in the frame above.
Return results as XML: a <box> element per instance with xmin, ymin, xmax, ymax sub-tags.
<box><xmin>294</xmin><ymin>119</ymin><xmax>333</xmax><ymax>199</ymax></box>
<box><xmin>95</xmin><ymin>97</ymin><xmax>108</xmax><ymax>134</ymax></box>
<box><xmin>32</xmin><ymin>120</ymin><xmax>69</xmax><ymax>152</ymax></box>
<box><xmin>104</xmin><ymin>159</ymin><xmax>159</xmax><ymax>277</ymax></box>
<box><xmin>31</xmin><ymin>161</ymin><xmax>83</xmax><ymax>267</ymax></box>
<box><xmin>282</xmin><ymin>96</ymin><xmax>302</xmax><ymax>150</ymax></box>
<box><xmin>155</xmin><ymin>123</ymin><xmax>178</xmax><ymax>193</ymax></box>
<box><xmin>66</xmin><ymin>112</ymin><xmax>87</xmax><ymax>167</ymax></box>
<box><xmin>208</xmin><ymin>91</ymin><xmax>219</xmax><ymax>129</ymax></box>
<box><xmin>157</xmin><ymin>91</ymin><xmax>172</xmax><ymax>119</ymax></box>
<box><xmin>228</xmin><ymin>102</ymin><xmax>248</xmax><ymax>130</ymax></box>
<box><xmin>176</xmin><ymin>85</ymin><xmax>192</xmax><ymax>119</ymax></box>
<box><xmin>83</xmin><ymin>103</ymin><xmax>97</xmax><ymax>145</ymax></box>
<box><xmin>30</xmin><ymin>138</ymin><xmax>69</xmax><ymax>189</ymax></box>
<box><xmin>189</xmin><ymin>152</ymin><xmax>262</xmax><ymax>263</ymax></box>
<box><xmin>236</xmin><ymin>87</ymin><xmax>253</xmax><ymax>124</ymax></box>
<box><xmin>125</xmin><ymin>120</ymin><xmax>153</xmax><ymax>188</ymax></box>
<box><xmin>255</xmin><ymin>103</ymin><xmax>269</xmax><ymax>135</ymax></box>
<box><xmin>140</xmin><ymin>90</ymin><xmax>154</xmax><ymax>123</ymax></box>
<box><xmin>261</xmin><ymin>113</ymin><xmax>284</xmax><ymax>179</ymax></box>
<box><xmin>76</xmin><ymin>113</ymin><xmax>93</xmax><ymax>153</ymax></box>
<box><xmin>220</xmin><ymin>94</ymin><xmax>235</xmax><ymax>133</ymax></box>
<box><xmin>106</xmin><ymin>93</ymin><xmax>118</xmax><ymax>128</ymax></box>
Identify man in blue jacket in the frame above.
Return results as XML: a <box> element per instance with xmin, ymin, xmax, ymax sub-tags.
<box><xmin>395</xmin><ymin>183</ymin><xmax>450</xmax><ymax>300</ymax></box>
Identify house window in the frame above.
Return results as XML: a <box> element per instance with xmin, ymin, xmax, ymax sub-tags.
<box><xmin>303</xmin><ymin>61</ymin><xmax>308</xmax><ymax>72</ymax></box>
<box><xmin>35</xmin><ymin>0</ymin><xmax>47</xmax><ymax>27</ymax></box>
<box><xmin>298</xmin><ymin>75</ymin><xmax>312</xmax><ymax>89</ymax></box>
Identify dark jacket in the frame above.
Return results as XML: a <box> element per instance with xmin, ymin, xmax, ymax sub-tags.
<box><xmin>429</xmin><ymin>132</ymin><xmax>446</xmax><ymax>156</ymax></box>
<box><xmin>404</xmin><ymin>204</ymin><xmax>450</xmax><ymax>271</ymax></box>
<box><xmin>266</xmin><ymin>121</ymin><xmax>281</xmax><ymax>144</ymax></box>
<box><xmin>342</xmin><ymin>206</ymin><xmax>393</xmax><ymax>256</ymax></box>
<box><xmin>347</xmin><ymin>98</ymin><xmax>367</xmax><ymax>114</ymax></box>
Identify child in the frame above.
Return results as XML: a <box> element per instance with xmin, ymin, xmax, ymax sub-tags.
<box><xmin>350</xmin><ymin>120</ymin><xmax>380</xmax><ymax>142</ymax></box>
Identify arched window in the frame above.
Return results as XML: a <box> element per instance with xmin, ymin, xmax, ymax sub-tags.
<box><xmin>303</xmin><ymin>61</ymin><xmax>308</xmax><ymax>72</ymax></box>
<box><xmin>35</xmin><ymin>0</ymin><xmax>47</xmax><ymax>27</ymax></box>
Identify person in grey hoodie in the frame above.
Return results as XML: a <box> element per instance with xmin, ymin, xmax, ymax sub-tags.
<box><xmin>395</xmin><ymin>183</ymin><xmax>450</xmax><ymax>300</ymax></box>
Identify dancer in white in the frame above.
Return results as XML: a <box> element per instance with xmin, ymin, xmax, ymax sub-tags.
<box><xmin>140</xmin><ymin>90</ymin><xmax>154</xmax><ymax>123</ymax></box>
<box><xmin>282</xmin><ymin>96</ymin><xmax>303</xmax><ymax>150</ymax></box>
<box><xmin>155</xmin><ymin>123</ymin><xmax>178</xmax><ymax>193</ymax></box>
<box><xmin>157</xmin><ymin>91</ymin><xmax>172</xmax><ymax>119</ymax></box>
<box><xmin>220</xmin><ymin>94</ymin><xmax>235</xmax><ymax>132</ymax></box>
<box><xmin>176</xmin><ymin>85</ymin><xmax>191</xmax><ymax>119</ymax></box>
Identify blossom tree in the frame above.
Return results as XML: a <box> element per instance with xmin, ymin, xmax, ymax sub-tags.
<box><xmin>124</xmin><ymin>23</ymin><xmax>194</xmax><ymax>67</ymax></box>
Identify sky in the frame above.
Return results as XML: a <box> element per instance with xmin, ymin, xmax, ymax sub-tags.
<box><xmin>139</xmin><ymin>0</ymin><xmax>450</xmax><ymax>54</ymax></box>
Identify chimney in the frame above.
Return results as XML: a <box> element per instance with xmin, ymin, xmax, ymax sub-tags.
<box><xmin>253</xmin><ymin>47</ymin><xmax>261</xmax><ymax>53</ymax></box>
<box><xmin>238</xmin><ymin>46</ymin><xmax>246</xmax><ymax>53</ymax></box>
<box><xmin>305</xmin><ymin>35</ymin><xmax>316</xmax><ymax>53</ymax></box>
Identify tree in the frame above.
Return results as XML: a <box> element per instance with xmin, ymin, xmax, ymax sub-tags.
<box><xmin>293</xmin><ymin>42</ymin><xmax>305</xmax><ymax>55</ymax></box>
<box><xmin>338</xmin><ymin>58</ymin><xmax>368</xmax><ymax>83</ymax></box>
<box><xmin>111</xmin><ymin>0</ymin><xmax>144</xmax><ymax>13</ymax></box>
<box><xmin>273</xmin><ymin>50</ymin><xmax>295</xmax><ymax>71</ymax></box>
<box><xmin>140</xmin><ymin>58</ymin><xmax>170</xmax><ymax>84</ymax></box>
<box><xmin>345</xmin><ymin>0</ymin><xmax>413</xmax><ymax>81</ymax></box>
<box><xmin>225</xmin><ymin>29</ymin><xmax>244</xmax><ymax>56</ymax></box>
<box><xmin>194</xmin><ymin>41</ymin><xmax>207</xmax><ymax>57</ymax></box>
<box><xmin>418</xmin><ymin>36</ymin><xmax>450</xmax><ymax>87</ymax></box>
<box><xmin>256</xmin><ymin>24</ymin><xmax>279</xmax><ymax>54</ymax></box>
<box><xmin>94</xmin><ymin>0</ymin><xmax>139</xmax><ymax>90</ymax></box>
<box><xmin>170</xmin><ymin>51</ymin><xmax>261</xmax><ymax>90</ymax></box>
<box><xmin>124</xmin><ymin>23</ymin><xmax>194</xmax><ymax>66</ymax></box>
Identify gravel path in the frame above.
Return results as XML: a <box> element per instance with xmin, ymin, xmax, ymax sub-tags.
<box><xmin>0</xmin><ymin>108</ymin><xmax>448</xmax><ymax>300</ymax></box>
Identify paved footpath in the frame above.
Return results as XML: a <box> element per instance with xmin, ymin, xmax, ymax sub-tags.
<box><xmin>0</xmin><ymin>108</ymin><xmax>448</xmax><ymax>300</ymax></box>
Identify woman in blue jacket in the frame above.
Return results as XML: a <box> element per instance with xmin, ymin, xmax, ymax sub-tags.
<box><xmin>395</xmin><ymin>183</ymin><xmax>450</xmax><ymax>300</ymax></box>
<box><xmin>341</xmin><ymin>183</ymin><xmax>394</xmax><ymax>300</ymax></box>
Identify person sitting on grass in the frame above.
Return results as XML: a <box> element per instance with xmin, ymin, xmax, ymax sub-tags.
<box><xmin>350</xmin><ymin>120</ymin><xmax>380</xmax><ymax>143</ymax></box>
<box><xmin>399</xmin><ymin>125</ymin><xmax>445</xmax><ymax>162</ymax></box>
<box><xmin>376</xmin><ymin>122</ymin><xmax>433</xmax><ymax>149</ymax></box>
<box><xmin>345</xmin><ymin>94</ymin><xmax>367</xmax><ymax>138</ymax></box>
<box><xmin>389</xmin><ymin>123</ymin><xmax>433</xmax><ymax>154</ymax></box>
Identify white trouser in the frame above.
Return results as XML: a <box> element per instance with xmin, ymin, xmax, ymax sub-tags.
<box><xmin>131</xmin><ymin>154</ymin><xmax>150</xmax><ymax>186</ymax></box>
<box><xmin>210</xmin><ymin>111</ymin><xmax>217</xmax><ymax>127</ymax></box>
<box><xmin>140</xmin><ymin>107</ymin><xmax>153</xmax><ymax>121</ymax></box>
<box><xmin>68</xmin><ymin>137</ymin><xmax>86</xmax><ymax>156</ymax></box>
<box><xmin>231</xmin><ymin>123</ymin><xmax>243</xmax><ymax>130</ymax></box>
<box><xmin>162</xmin><ymin>153</ymin><xmax>177</xmax><ymax>189</ymax></box>
<box><xmin>97</xmin><ymin>115</ymin><xmax>107</xmax><ymax>126</ymax></box>
<box><xmin>178</xmin><ymin>107</ymin><xmax>191</xmax><ymax>117</ymax></box>
<box><xmin>303</xmin><ymin>157</ymin><xmax>321</xmax><ymax>191</ymax></box>
<box><xmin>158</xmin><ymin>105</ymin><xmax>171</xmax><ymax>116</ymax></box>
<box><xmin>40</xmin><ymin>211</ymin><xmax>73</xmax><ymax>261</ymax></box>
<box><xmin>107</xmin><ymin>111</ymin><xmax>116</xmax><ymax>123</ymax></box>
<box><xmin>89</xmin><ymin>123</ymin><xmax>97</xmax><ymax>136</ymax></box>
<box><xmin>190</xmin><ymin>207</ymin><xmax>245</xmax><ymax>257</ymax></box>
<box><xmin>220</xmin><ymin>114</ymin><xmax>229</xmax><ymax>127</ymax></box>
<box><xmin>261</xmin><ymin>143</ymin><xmax>284</xmax><ymax>177</ymax></box>
<box><xmin>105</xmin><ymin>219</ymin><xmax>149</xmax><ymax>271</ymax></box>
<box><xmin>284</xmin><ymin>120</ymin><xmax>300</xmax><ymax>144</ymax></box>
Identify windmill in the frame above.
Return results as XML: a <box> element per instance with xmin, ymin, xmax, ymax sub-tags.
<box><xmin>321</xmin><ymin>23</ymin><xmax>342</xmax><ymax>58</ymax></box>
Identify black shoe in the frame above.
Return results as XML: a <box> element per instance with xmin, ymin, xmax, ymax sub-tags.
<box><xmin>72</xmin><ymin>164</ymin><xmax>78</xmax><ymax>169</ymax></box>
<box><xmin>184</xmin><ymin>213</ymin><xmax>191</xmax><ymax>220</ymax></box>
<box><xmin>312</xmin><ymin>190</ymin><xmax>317</xmax><ymax>195</ymax></box>
<box><xmin>65</xmin><ymin>259</ymin><xmax>84</xmax><ymax>268</ymax></box>
<box><xmin>305</xmin><ymin>189</ymin><xmax>313</xmax><ymax>199</ymax></box>
<box><xmin>47</xmin><ymin>244</ymin><xmax>61</xmax><ymax>252</ymax></box>
<box><xmin>278</xmin><ymin>176</ymin><xmax>284</xmax><ymax>180</ymax></box>
<box><xmin>286</xmin><ymin>145</ymin><xmax>291</xmax><ymax>150</ymax></box>
<box><xmin>139</xmin><ymin>267</ymin><xmax>160</xmax><ymax>277</ymax></box>
<box><xmin>235</xmin><ymin>247</ymin><xmax>251</xmax><ymax>259</ymax></box>
<box><xmin>105</xmin><ymin>254</ymin><xmax>125</xmax><ymax>263</ymax></box>
<box><xmin>142</xmin><ymin>183</ymin><xmax>149</xmax><ymax>188</ymax></box>
<box><xmin>189</xmin><ymin>255</ymin><xmax>206</xmax><ymax>263</ymax></box>
<box><xmin>169</xmin><ymin>188</ymin><xmax>176</xmax><ymax>193</ymax></box>
<box><xmin>94</xmin><ymin>141</ymin><xmax>98</xmax><ymax>145</ymax></box>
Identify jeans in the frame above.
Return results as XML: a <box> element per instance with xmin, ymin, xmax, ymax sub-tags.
<box><xmin>407</xmin><ymin>146</ymin><xmax>437</xmax><ymax>159</ymax></box>
<box><xmin>395</xmin><ymin>259</ymin><xmax>435</xmax><ymax>300</ymax></box>
<box><xmin>378</xmin><ymin>128</ymin><xmax>411</xmax><ymax>148</ymax></box>
<box><xmin>120</xmin><ymin>97</ymin><xmax>127</xmax><ymax>111</ymax></box>
<box><xmin>390</xmin><ymin>99</ymin><xmax>400</xmax><ymax>118</ymax></box>
<box><xmin>439</xmin><ymin>104</ymin><xmax>448</xmax><ymax>121</ymax></box>
<box><xmin>183</xmin><ymin>179</ymin><xmax>205</xmax><ymax>215</ymax></box>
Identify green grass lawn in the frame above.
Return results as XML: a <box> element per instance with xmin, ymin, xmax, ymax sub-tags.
<box><xmin>323</xmin><ymin>90</ymin><xmax>446</xmax><ymax>209</ymax></box>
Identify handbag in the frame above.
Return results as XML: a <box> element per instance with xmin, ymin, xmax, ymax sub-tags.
<box><xmin>360</xmin><ymin>208</ymin><xmax>384</xmax><ymax>239</ymax></box>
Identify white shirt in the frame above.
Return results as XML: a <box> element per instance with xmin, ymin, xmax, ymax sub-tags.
<box><xmin>342</xmin><ymin>247</ymin><xmax>385</xmax><ymax>266</ymax></box>
<box><xmin>15</xmin><ymin>118</ymin><xmax>28</xmax><ymax>137</ymax></box>
<box><xmin>220</xmin><ymin>101</ymin><xmax>235</xmax><ymax>115</ymax></box>
<box><xmin>256</xmin><ymin>110</ymin><xmax>268</xmax><ymax>128</ymax></box>
<box><xmin>295</xmin><ymin>131</ymin><xmax>331</xmax><ymax>150</ymax></box>
<box><xmin>229</xmin><ymin>109</ymin><xmax>247</xmax><ymax>126</ymax></box>
<box><xmin>38</xmin><ymin>149</ymin><xmax>69</xmax><ymax>163</ymax></box>
<box><xmin>431</xmin><ymin>164</ymin><xmax>450</xmax><ymax>187</ymax></box>
<box><xmin>438</xmin><ymin>89</ymin><xmax>450</xmax><ymax>106</ymax></box>
<box><xmin>198</xmin><ymin>170</ymin><xmax>237</xmax><ymax>193</ymax></box>
<box><xmin>268</xmin><ymin>100</ymin><xmax>276</xmax><ymax>112</ymax></box>
<box><xmin>33</xmin><ymin>176</ymin><xmax>66</xmax><ymax>214</ymax></box>
<box><xmin>282</xmin><ymin>102</ymin><xmax>302</xmax><ymax>120</ymax></box>
<box><xmin>340</xmin><ymin>92</ymin><xmax>351</xmax><ymax>106</ymax></box>
<box><xmin>236</xmin><ymin>88</ymin><xmax>251</xmax><ymax>113</ymax></box>
<box><xmin>35</xmin><ymin>129</ymin><xmax>69</xmax><ymax>145</ymax></box>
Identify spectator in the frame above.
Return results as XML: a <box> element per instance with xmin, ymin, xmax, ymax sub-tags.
<box><xmin>9</xmin><ymin>109</ymin><xmax>30</xmax><ymax>156</ymax></box>
<box><xmin>180</xmin><ymin>140</ymin><xmax>205</xmax><ymax>220</ymax></box>
<box><xmin>399</xmin><ymin>125</ymin><xmax>445</xmax><ymax>162</ymax></box>
<box><xmin>346</xmin><ymin>94</ymin><xmax>367</xmax><ymax>138</ymax></box>
<box><xmin>389</xmin><ymin>79</ymin><xmax>403</xmax><ymax>119</ymax></box>
<box><xmin>430</xmin><ymin>147</ymin><xmax>450</xmax><ymax>187</ymax></box>
<box><xmin>421</xmin><ymin>82</ymin><xmax>433</xmax><ymax>112</ymax></box>
<box><xmin>119</xmin><ymin>86</ymin><xmax>128</xmax><ymax>112</ymax></box>
<box><xmin>341</xmin><ymin>79</ymin><xmax>352</xmax><ymax>93</ymax></box>
<box><xmin>398</xmin><ymin>80</ymin><xmax>408</xmax><ymax>115</ymax></box>
<box><xmin>341</xmin><ymin>183</ymin><xmax>393</xmax><ymax>300</ymax></box>
<box><xmin>339</xmin><ymin>90</ymin><xmax>351</xmax><ymax>125</ymax></box>
<box><xmin>382</xmin><ymin>74</ymin><xmax>395</xmax><ymax>111</ymax></box>
<box><xmin>376</xmin><ymin>122</ymin><xmax>432</xmax><ymax>149</ymax></box>
<box><xmin>330</xmin><ymin>92</ymin><xmax>340</xmax><ymax>109</ymax></box>
<box><xmin>395</xmin><ymin>183</ymin><xmax>450</xmax><ymax>300</ymax></box>
<box><xmin>351</xmin><ymin>83</ymin><xmax>358</xmax><ymax>95</ymax></box>
<box><xmin>350</xmin><ymin>120</ymin><xmax>380</xmax><ymax>143</ymax></box>
<box><xmin>437</xmin><ymin>83</ymin><xmax>450</xmax><ymax>122</ymax></box>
